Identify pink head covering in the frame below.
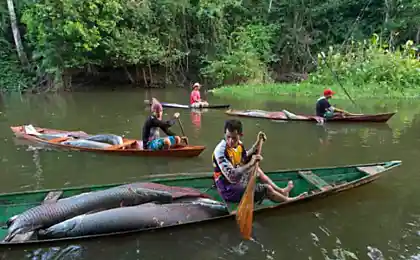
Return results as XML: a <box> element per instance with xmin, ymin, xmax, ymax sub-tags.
<box><xmin>151</xmin><ymin>98</ymin><xmax>163</xmax><ymax>112</ymax></box>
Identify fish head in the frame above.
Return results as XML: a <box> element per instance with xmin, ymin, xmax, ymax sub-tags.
<box><xmin>6</xmin><ymin>214</ymin><xmax>19</xmax><ymax>228</ymax></box>
<box><xmin>39</xmin><ymin>215</ymin><xmax>84</xmax><ymax>238</ymax></box>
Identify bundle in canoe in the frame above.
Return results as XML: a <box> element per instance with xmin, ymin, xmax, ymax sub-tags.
<box><xmin>10</xmin><ymin>125</ymin><xmax>205</xmax><ymax>158</ymax></box>
<box><xmin>225</xmin><ymin>109</ymin><xmax>396</xmax><ymax>123</ymax></box>
<box><xmin>0</xmin><ymin>160</ymin><xmax>401</xmax><ymax>247</ymax></box>
<box><xmin>144</xmin><ymin>100</ymin><xmax>230</xmax><ymax>109</ymax></box>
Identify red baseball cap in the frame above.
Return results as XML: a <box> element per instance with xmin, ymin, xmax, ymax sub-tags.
<box><xmin>323</xmin><ymin>89</ymin><xmax>335</xmax><ymax>96</ymax></box>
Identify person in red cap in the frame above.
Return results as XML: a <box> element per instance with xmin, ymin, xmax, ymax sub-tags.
<box><xmin>142</xmin><ymin>98</ymin><xmax>188</xmax><ymax>150</ymax></box>
<box><xmin>190</xmin><ymin>82</ymin><xmax>209</xmax><ymax>108</ymax></box>
<box><xmin>315</xmin><ymin>89</ymin><xmax>349</xmax><ymax>118</ymax></box>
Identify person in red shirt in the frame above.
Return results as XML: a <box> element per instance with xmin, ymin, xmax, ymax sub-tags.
<box><xmin>190</xmin><ymin>82</ymin><xmax>209</xmax><ymax>108</ymax></box>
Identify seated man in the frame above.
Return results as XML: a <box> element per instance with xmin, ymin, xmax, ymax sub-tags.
<box><xmin>190</xmin><ymin>82</ymin><xmax>209</xmax><ymax>108</ymax></box>
<box><xmin>316</xmin><ymin>89</ymin><xmax>351</xmax><ymax>118</ymax></box>
<box><xmin>212</xmin><ymin>119</ymin><xmax>307</xmax><ymax>204</ymax></box>
<box><xmin>142</xmin><ymin>98</ymin><xmax>188</xmax><ymax>150</ymax></box>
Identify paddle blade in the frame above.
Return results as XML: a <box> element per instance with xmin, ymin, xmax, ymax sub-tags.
<box><xmin>235</xmin><ymin>173</ymin><xmax>257</xmax><ymax>240</ymax></box>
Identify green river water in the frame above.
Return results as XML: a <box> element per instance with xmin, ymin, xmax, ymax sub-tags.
<box><xmin>0</xmin><ymin>88</ymin><xmax>419</xmax><ymax>259</ymax></box>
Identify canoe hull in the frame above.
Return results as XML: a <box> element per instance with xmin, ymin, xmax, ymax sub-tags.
<box><xmin>0</xmin><ymin>160</ymin><xmax>401</xmax><ymax>247</ymax></box>
<box><xmin>10</xmin><ymin>126</ymin><xmax>205</xmax><ymax>158</ymax></box>
<box><xmin>225</xmin><ymin>109</ymin><xmax>396</xmax><ymax>123</ymax></box>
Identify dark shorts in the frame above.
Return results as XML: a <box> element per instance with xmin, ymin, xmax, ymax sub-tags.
<box><xmin>215</xmin><ymin>178</ymin><xmax>268</xmax><ymax>203</ymax></box>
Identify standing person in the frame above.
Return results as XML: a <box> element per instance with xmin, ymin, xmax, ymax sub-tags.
<box><xmin>190</xmin><ymin>82</ymin><xmax>209</xmax><ymax>108</ymax></box>
<box><xmin>212</xmin><ymin>119</ymin><xmax>307</xmax><ymax>203</ymax></box>
<box><xmin>315</xmin><ymin>89</ymin><xmax>352</xmax><ymax>118</ymax></box>
<box><xmin>142</xmin><ymin>98</ymin><xmax>188</xmax><ymax>150</ymax></box>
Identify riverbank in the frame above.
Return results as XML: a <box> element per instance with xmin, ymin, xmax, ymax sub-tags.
<box><xmin>210</xmin><ymin>81</ymin><xmax>420</xmax><ymax>100</ymax></box>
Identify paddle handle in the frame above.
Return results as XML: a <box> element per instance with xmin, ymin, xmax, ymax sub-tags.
<box><xmin>176</xmin><ymin>117</ymin><xmax>188</xmax><ymax>145</ymax></box>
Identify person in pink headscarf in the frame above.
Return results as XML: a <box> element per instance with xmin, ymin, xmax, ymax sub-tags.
<box><xmin>190</xmin><ymin>82</ymin><xmax>209</xmax><ymax>108</ymax></box>
<box><xmin>142</xmin><ymin>98</ymin><xmax>188</xmax><ymax>150</ymax></box>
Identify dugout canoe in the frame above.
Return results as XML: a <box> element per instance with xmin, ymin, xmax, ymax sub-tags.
<box><xmin>225</xmin><ymin>109</ymin><xmax>396</xmax><ymax>123</ymax></box>
<box><xmin>145</xmin><ymin>100</ymin><xmax>230</xmax><ymax>109</ymax></box>
<box><xmin>10</xmin><ymin>125</ymin><xmax>205</xmax><ymax>158</ymax></box>
<box><xmin>0</xmin><ymin>160</ymin><xmax>401</xmax><ymax>247</ymax></box>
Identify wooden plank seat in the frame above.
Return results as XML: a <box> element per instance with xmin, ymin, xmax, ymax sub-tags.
<box><xmin>298</xmin><ymin>170</ymin><xmax>332</xmax><ymax>191</ymax></box>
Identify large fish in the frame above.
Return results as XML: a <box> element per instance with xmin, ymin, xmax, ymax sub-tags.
<box><xmin>85</xmin><ymin>134</ymin><xmax>123</xmax><ymax>145</ymax></box>
<box><xmin>120</xmin><ymin>182</ymin><xmax>213</xmax><ymax>200</ymax></box>
<box><xmin>4</xmin><ymin>186</ymin><xmax>173</xmax><ymax>242</ymax></box>
<box><xmin>38</xmin><ymin>201</ymin><xmax>229</xmax><ymax>239</ymax></box>
<box><xmin>60</xmin><ymin>139</ymin><xmax>113</xmax><ymax>149</ymax></box>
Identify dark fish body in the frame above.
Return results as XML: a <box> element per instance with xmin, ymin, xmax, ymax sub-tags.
<box><xmin>121</xmin><ymin>182</ymin><xmax>212</xmax><ymax>200</ymax></box>
<box><xmin>4</xmin><ymin>186</ymin><xmax>173</xmax><ymax>242</ymax></box>
<box><xmin>39</xmin><ymin>202</ymin><xmax>229</xmax><ymax>239</ymax></box>
<box><xmin>85</xmin><ymin>134</ymin><xmax>123</xmax><ymax>145</ymax></box>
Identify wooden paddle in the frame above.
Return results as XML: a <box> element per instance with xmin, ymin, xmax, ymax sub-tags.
<box><xmin>236</xmin><ymin>137</ymin><xmax>264</xmax><ymax>240</ymax></box>
<box><xmin>176</xmin><ymin>116</ymin><xmax>189</xmax><ymax>145</ymax></box>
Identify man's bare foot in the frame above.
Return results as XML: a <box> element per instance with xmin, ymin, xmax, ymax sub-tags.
<box><xmin>281</xmin><ymin>181</ymin><xmax>294</xmax><ymax>196</ymax></box>
<box><xmin>286</xmin><ymin>192</ymin><xmax>308</xmax><ymax>202</ymax></box>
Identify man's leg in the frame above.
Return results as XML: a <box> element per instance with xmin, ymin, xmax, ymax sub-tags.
<box><xmin>257</xmin><ymin>168</ymin><xmax>293</xmax><ymax>196</ymax></box>
<box><xmin>165</xmin><ymin>136</ymin><xmax>186</xmax><ymax>149</ymax></box>
<box><xmin>191</xmin><ymin>102</ymin><xmax>200</xmax><ymax>108</ymax></box>
<box><xmin>257</xmin><ymin>168</ymin><xmax>307</xmax><ymax>198</ymax></box>
<box><xmin>265</xmin><ymin>185</ymin><xmax>307</xmax><ymax>203</ymax></box>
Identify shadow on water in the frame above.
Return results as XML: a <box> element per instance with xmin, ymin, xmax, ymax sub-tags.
<box><xmin>1</xmin><ymin>89</ymin><xmax>420</xmax><ymax>259</ymax></box>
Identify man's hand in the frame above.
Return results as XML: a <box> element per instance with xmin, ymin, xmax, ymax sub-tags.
<box><xmin>181</xmin><ymin>136</ymin><xmax>189</xmax><ymax>145</ymax></box>
<box><xmin>257</xmin><ymin>131</ymin><xmax>267</xmax><ymax>142</ymax></box>
<box><xmin>173</xmin><ymin>112</ymin><xmax>180</xmax><ymax>119</ymax></box>
<box><xmin>250</xmin><ymin>154</ymin><xmax>263</xmax><ymax>165</ymax></box>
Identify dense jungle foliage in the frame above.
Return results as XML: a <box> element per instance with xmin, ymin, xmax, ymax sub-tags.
<box><xmin>0</xmin><ymin>0</ymin><xmax>419</xmax><ymax>92</ymax></box>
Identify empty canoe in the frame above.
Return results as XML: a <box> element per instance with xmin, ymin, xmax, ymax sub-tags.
<box><xmin>10</xmin><ymin>125</ymin><xmax>205</xmax><ymax>158</ymax></box>
<box><xmin>225</xmin><ymin>109</ymin><xmax>396</xmax><ymax>123</ymax></box>
<box><xmin>0</xmin><ymin>160</ymin><xmax>401</xmax><ymax>247</ymax></box>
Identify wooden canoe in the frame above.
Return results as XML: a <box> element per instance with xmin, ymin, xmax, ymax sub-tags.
<box><xmin>10</xmin><ymin>125</ymin><xmax>205</xmax><ymax>158</ymax></box>
<box><xmin>0</xmin><ymin>160</ymin><xmax>401</xmax><ymax>247</ymax></box>
<box><xmin>225</xmin><ymin>109</ymin><xmax>396</xmax><ymax>123</ymax></box>
<box><xmin>145</xmin><ymin>100</ymin><xmax>230</xmax><ymax>109</ymax></box>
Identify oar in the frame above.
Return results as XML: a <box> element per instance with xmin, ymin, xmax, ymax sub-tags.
<box><xmin>236</xmin><ymin>137</ymin><xmax>264</xmax><ymax>240</ymax></box>
<box><xmin>176</xmin><ymin>117</ymin><xmax>188</xmax><ymax>145</ymax></box>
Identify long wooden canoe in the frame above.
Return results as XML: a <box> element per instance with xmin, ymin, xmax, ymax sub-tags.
<box><xmin>10</xmin><ymin>125</ymin><xmax>205</xmax><ymax>158</ymax></box>
<box><xmin>225</xmin><ymin>109</ymin><xmax>396</xmax><ymax>123</ymax></box>
<box><xmin>0</xmin><ymin>160</ymin><xmax>401</xmax><ymax>247</ymax></box>
<box><xmin>145</xmin><ymin>100</ymin><xmax>230</xmax><ymax>109</ymax></box>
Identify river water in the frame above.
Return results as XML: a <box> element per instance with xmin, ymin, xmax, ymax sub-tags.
<box><xmin>0</xmin><ymin>88</ymin><xmax>419</xmax><ymax>259</ymax></box>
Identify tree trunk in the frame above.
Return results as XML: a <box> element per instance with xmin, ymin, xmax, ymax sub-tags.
<box><xmin>7</xmin><ymin>0</ymin><xmax>29</xmax><ymax>70</ymax></box>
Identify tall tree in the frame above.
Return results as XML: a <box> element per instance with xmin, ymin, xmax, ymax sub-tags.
<box><xmin>7</xmin><ymin>0</ymin><xmax>29</xmax><ymax>70</ymax></box>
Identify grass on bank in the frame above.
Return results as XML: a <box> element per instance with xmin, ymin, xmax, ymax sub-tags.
<box><xmin>210</xmin><ymin>81</ymin><xmax>420</xmax><ymax>101</ymax></box>
<box><xmin>212</xmin><ymin>36</ymin><xmax>420</xmax><ymax>101</ymax></box>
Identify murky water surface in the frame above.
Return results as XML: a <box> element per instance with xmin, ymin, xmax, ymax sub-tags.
<box><xmin>0</xmin><ymin>88</ymin><xmax>419</xmax><ymax>259</ymax></box>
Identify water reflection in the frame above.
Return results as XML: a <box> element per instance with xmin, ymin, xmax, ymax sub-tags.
<box><xmin>20</xmin><ymin>245</ymin><xmax>84</xmax><ymax>260</ymax></box>
<box><xmin>190</xmin><ymin>109</ymin><xmax>208</xmax><ymax>136</ymax></box>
